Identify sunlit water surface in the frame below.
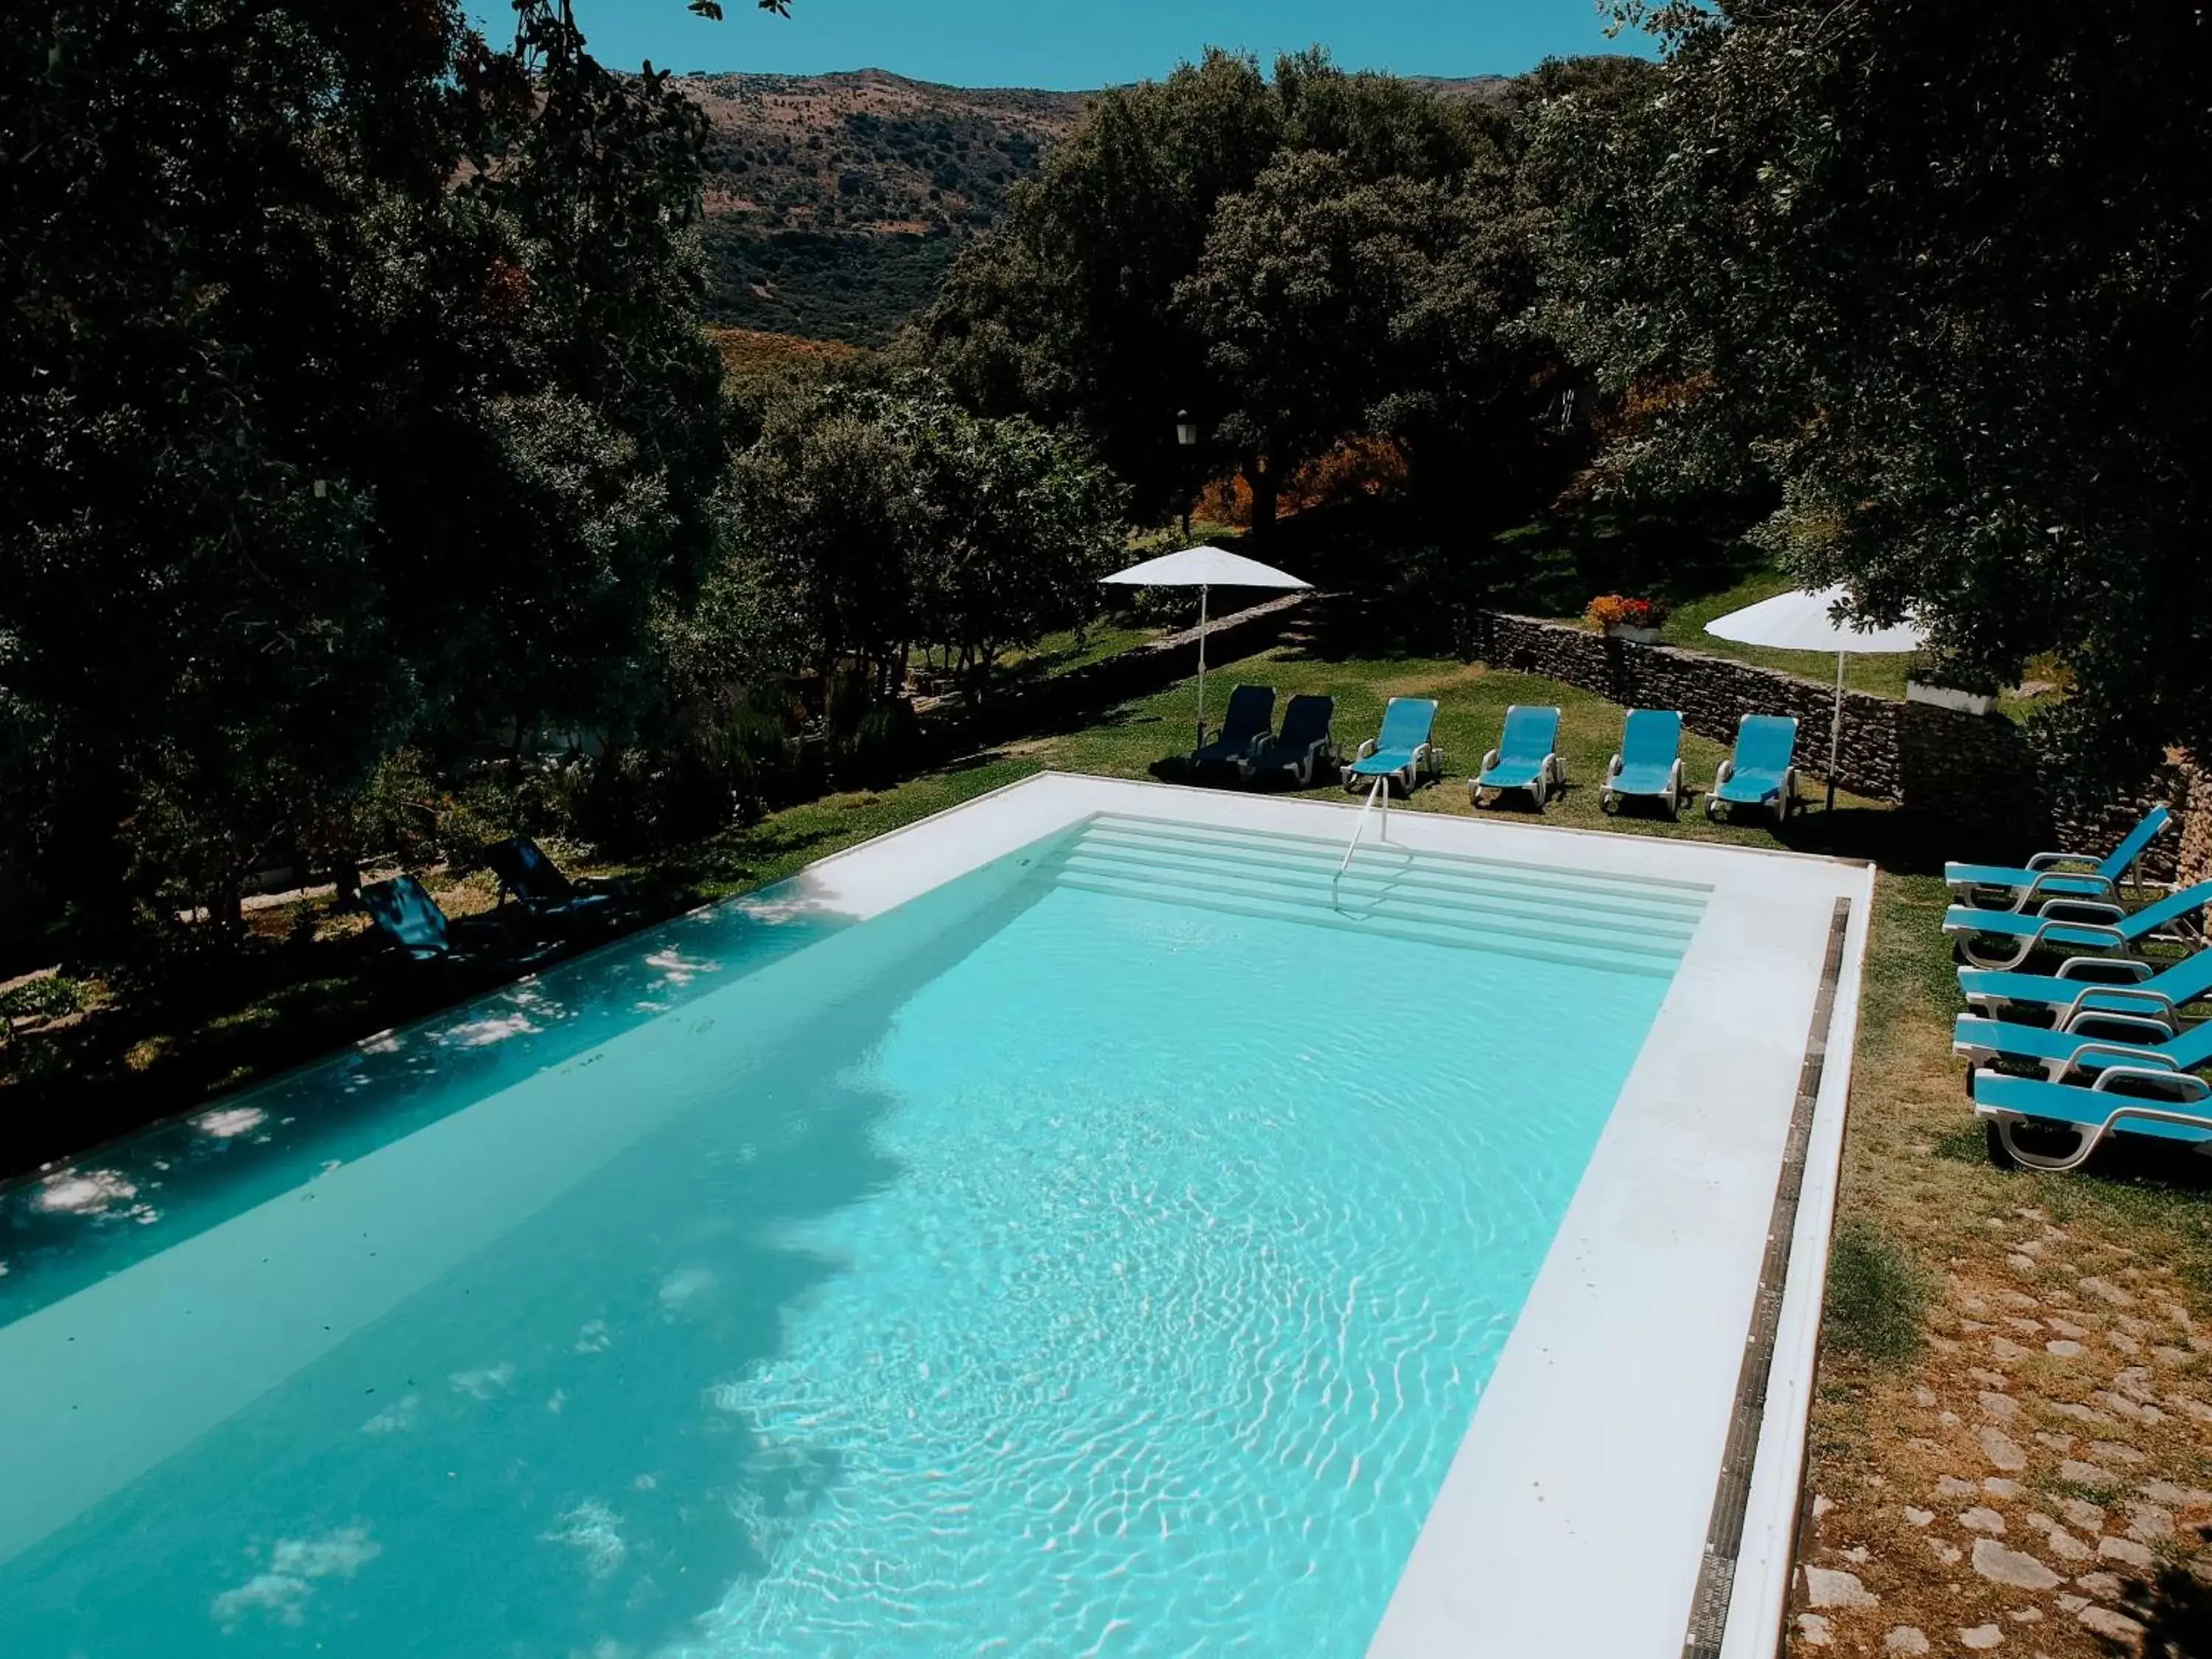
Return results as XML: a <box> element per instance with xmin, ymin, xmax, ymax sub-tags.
<box><xmin>1</xmin><ymin>838</ymin><xmax>1683</xmax><ymax>1656</ymax></box>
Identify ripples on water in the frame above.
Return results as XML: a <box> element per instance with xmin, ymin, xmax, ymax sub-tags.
<box><xmin>0</xmin><ymin>862</ymin><xmax>1680</xmax><ymax>1656</ymax></box>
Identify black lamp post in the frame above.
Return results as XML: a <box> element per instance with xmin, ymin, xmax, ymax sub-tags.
<box><xmin>1175</xmin><ymin>410</ymin><xmax>1199</xmax><ymax>543</ymax></box>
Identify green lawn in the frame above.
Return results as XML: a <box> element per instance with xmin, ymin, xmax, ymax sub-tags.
<box><xmin>906</xmin><ymin>621</ymin><xmax>1163</xmax><ymax>700</ymax></box>
<box><xmin>1478</xmin><ymin>515</ymin><xmax>1925</xmax><ymax>699</ymax></box>
<box><xmin>1475</xmin><ymin>515</ymin><xmax>2058</xmax><ymax>717</ymax></box>
<box><xmin>995</xmin><ymin>621</ymin><xmax>1159</xmax><ymax>678</ymax></box>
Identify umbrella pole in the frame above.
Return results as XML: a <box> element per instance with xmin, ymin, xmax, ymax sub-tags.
<box><xmin>1194</xmin><ymin>582</ymin><xmax>1208</xmax><ymax>752</ymax></box>
<box><xmin>1826</xmin><ymin>650</ymin><xmax>1846</xmax><ymax>813</ymax></box>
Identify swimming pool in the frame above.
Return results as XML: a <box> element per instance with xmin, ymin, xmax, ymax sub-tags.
<box><xmin>0</xmin><ymin>776</ymin><xmax>1870</xmax><ymax>1657</ymax></box>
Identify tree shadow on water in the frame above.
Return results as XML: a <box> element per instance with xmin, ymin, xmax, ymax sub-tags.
<box><xmin>1</xmin><ymin>877</ymin><xmax>1052</xmax><ymax>1655</ymax></box>
<box><xmin>0</xmin><ymin>889</ymin><xmax>862</xmax><ymax>1318</ymax></box>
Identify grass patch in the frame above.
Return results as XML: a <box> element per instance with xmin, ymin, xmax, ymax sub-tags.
<box><xmin>1929</xmin><ymin>1120</ymin><xmax>1989</xmax><ymax>1165</ymax></box>
<box><xmin>1475</xmin><ymin>515</ymin><xmax>1921</xmax><ymax>701</ymax></box>
<box><xmin>2049</xmin><ymin>1475</ymin><xmax>2129</xmax><ymax>1509</ymax></box>
<box><xmin>1823</xmin><ymin>1215</ymin><xmax>1931</xmax><ymax>1362</ymax></box>
<box><xmin>995</xmin><ymin>622</ymin><xmax>1158</xmax><ymax>679</ymax></box>
<box><xmin>1477</xmin><ymin>510</ymin><xmax>1767</xmax><ymax>621</ymax></box>
<box><xmin>1851</xmin><ymin>863</ymin><xmax>2212</xmax><ymax>1293</ymax></box>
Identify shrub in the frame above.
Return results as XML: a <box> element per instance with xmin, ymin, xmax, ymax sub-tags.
<box><xmin>0</xmin><ymin>974</ymin><xmax>81</xmax><ymax>1027</ymax></box>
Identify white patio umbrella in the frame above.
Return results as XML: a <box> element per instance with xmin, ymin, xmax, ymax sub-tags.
<box><xmin>1705</xmin><ymin>583</ymin><xmax>1925</xmax><ymax>811</ymax></box>
<box><xmin>1101</xmin><ymin>545</ymin><xmax>1311</xmax><ymax>751</ymax></box>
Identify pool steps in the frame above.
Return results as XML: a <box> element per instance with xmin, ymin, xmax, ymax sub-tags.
<box><xmin>1036</xmin><ymin>813</ymin><xmax>1709</xmax><ymax>978</ymax></box>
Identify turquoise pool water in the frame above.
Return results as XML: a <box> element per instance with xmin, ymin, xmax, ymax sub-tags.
<box><xmin>0</xmin><ymin>814</ymin><xmax>1701</xmax><ymax>1656</ymax></box>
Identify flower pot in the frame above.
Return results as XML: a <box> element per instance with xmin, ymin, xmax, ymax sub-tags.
<box><xmin>1906</xmin><ymin>678</ymin><xmax>1996</xmax><ymax>717</ymax></box>
<box><xmin>1603</xmin><ymin>623</ymin><xmax>1663</xmax><ymax>644</ymax></box>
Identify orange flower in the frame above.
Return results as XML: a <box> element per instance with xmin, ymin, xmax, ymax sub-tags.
<box><xmin>1584</xmin><ymin>594</ymin><xmax>1670</xmax><ymax>630</ymax></box>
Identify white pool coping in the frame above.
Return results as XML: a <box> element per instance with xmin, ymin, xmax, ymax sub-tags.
<box><xmin>773</xmin><ymin>771</ymin><xmax>1873</xmax><ymax>1658</ymax></box>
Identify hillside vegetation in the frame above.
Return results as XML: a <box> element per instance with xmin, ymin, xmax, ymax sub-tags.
<box><xmin>684</xmin><ymin>71</ymin><xmax>1088</xmax><ymax>343</ymax></box>
<box><xmin>682</xmin><ymin>68</ymin><xmax>1510</xmax><ymax>344</ymax></box>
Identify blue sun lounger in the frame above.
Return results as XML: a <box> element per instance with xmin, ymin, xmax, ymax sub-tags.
<box><xmin>1601</xmin><ymin>709</ymin><xmax>1687</xmax><ymax>818</ymax></box>
<box><xmin>1946</xmin><ymin>804</ymin><xmax>2171</xmax><ymax>914</ymax></box>
<box><xmin>1972</xmin><ymin>1065</ymin><xmax>2212</xmax><ymax>1172</ymax></box>
<box><xmin>484</xmin><ymin>835</ymin><xmax>617</xmax><ymax>925</ymax></box>
<box><xmin>1705</xmin><ymin>713</ymin><xmax>1800</xmax><ymax>825</ymax></box>
<box><xmin>1944</xmin><ymin>878</ymin><xmax>2212</xmax><ymax>970</ymax></box>
<box><xmin>1193</xmin><ymin>684</ymin><xmax>1277</xmax><ymax>771</ymax></box>
<box><xmin>1954</xmin><ymin>1004</ymin><xmax>2212</xmax><ymax>1081</ymax></box>
<box><xmin>1242</xmin><ymin>693</ymin><xmax>1335</xmax><ymax>785</ymax></box>
<box><xmin>363</xmin><ymin>874</ymin><xmax>456</xmax><ymax>961</ymax></box>
<box><xmin>1470</xmin><ymin>705</ymin><xmax>1562</xmax><ymax>808</ymax></box>
<box><xmin>1958</xmin><ymin>943</ymin><xmax>2212</xmax><ymax>1031</ymax></box>
<box><xmin>1343</xmin><ymin>698</ymin><xmax>1441</xmax><ymax>797</ymax></box>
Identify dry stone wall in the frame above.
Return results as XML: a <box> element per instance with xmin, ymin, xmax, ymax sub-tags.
<box><xmin>1063</xmin><ymin>591</ymin><xmax>1310</xmax><ymax>708</ymax></box>
<box><xmin>2176</xmin><ymin>782</ymin><xmax>2212</xmax><ymax>887</ymax></box>
<box><xmin>957</xmin><ymin>591</ymin><xmax>1312</xmax><ymax>748</ymax></box>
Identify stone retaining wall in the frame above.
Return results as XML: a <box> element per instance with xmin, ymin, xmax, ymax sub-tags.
<box><xmin>1059</xmin><ymin>591</ymin><xmax>1311</xmax><ymax>708</ymax></box>
<box><xmin>956</xmin><ymin>591</ymin><xmax>1312</xmax><ymax>747</ymax></box>
<box><xmin>2177</xmin><ymin>788</ymin><xmax>2212</xmax><ymax>888</ymax></box>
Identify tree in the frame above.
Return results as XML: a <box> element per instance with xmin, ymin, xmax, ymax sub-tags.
<box><xmin>1174</xmin><ymin>152</ymin><xmax>1410</xmax><ymax>531</ymax></box>
<box><xmin>408</xmin><ymin>0</ymin><xmax>738</xmax><ymax>745</ymax></box>
<box><xmin>724</xmin><ymin>389</ymin><xmax>928</xmax><ymax>698</ymax></box>
<box><xmin>918</xmin><ymin>49</ymin><xmax>1505</xmax><ymax>531</ymax></box>
<box><xmin>0</xmin><ymin>0</ymin><xmax>787</xmax><ymax>935</ymax></box>
<box><xmin>1545</xmin><ymin>2</ymin><xmax>2212</xmax><ymax>787</ymax></box>
<box><xmin>1</xmin><ymin>0</ymin><xmax>454</xmax><ymax>933</ymax></box>
<box><xmin>919</xmin><ymin>50</ymin><xmax>1278</xmax><ymax>518</ymax></box>
<box><xmin>1173</xmin><ymin>145</ymin><xmax>1553</xmax><ymax>531</ymax></box>
<box><xmin>902</xmin><ymin>394</ymin><xmax>1129</xmax><ymax>685</ymax></box>
<box><xmin>710</xmin><ymin>379</ymin><xmax>1126</xmax><ymax>701</ymax></box>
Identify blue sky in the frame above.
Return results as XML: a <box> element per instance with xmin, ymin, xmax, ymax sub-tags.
<box><xmin>481</xmin><ymin>1</ymin><xmax>1646</xmax><ymax>89</ymax></box>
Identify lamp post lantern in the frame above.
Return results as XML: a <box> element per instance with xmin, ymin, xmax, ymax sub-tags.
<box><xmin>1175</xmin><ymin>410</ymin><xmax>1199</xmax><ymax>541</ymax></box>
